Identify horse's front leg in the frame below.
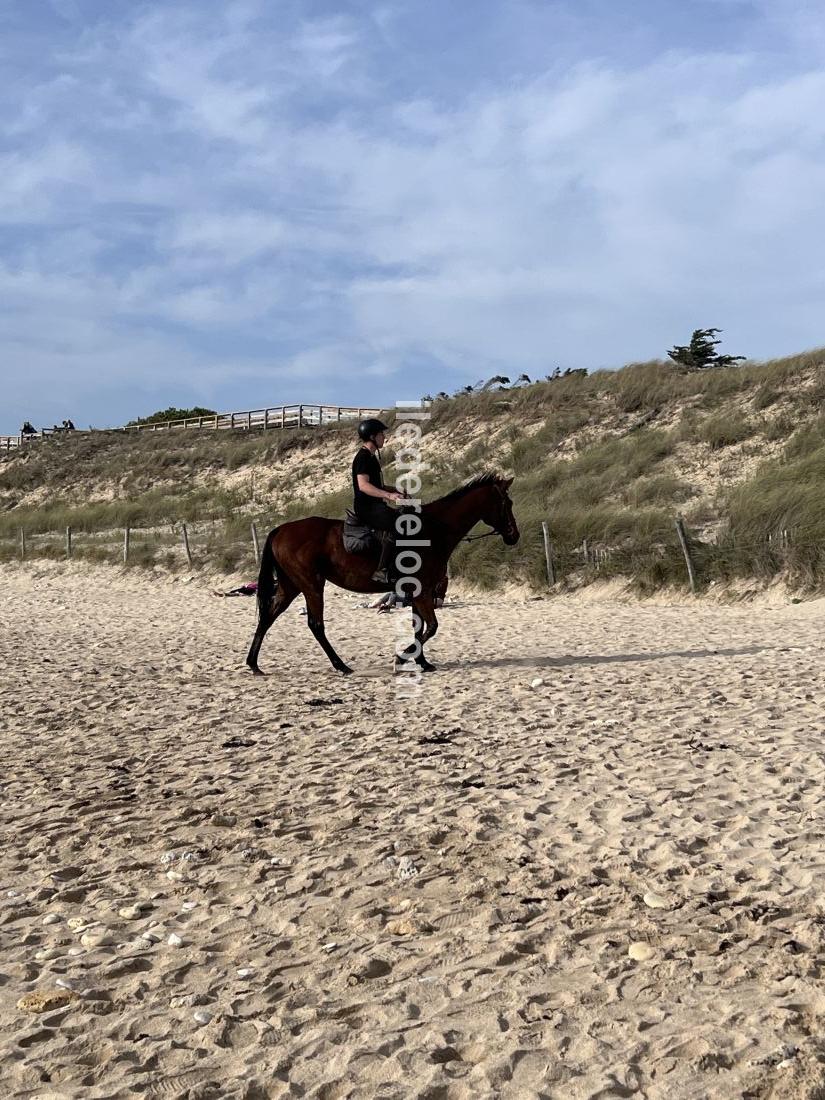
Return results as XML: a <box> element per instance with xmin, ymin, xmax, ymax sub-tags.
<box><xmin>396</xmin><ymin>594</ymin><xmax>437</xmax><ymax>672</ymax></box>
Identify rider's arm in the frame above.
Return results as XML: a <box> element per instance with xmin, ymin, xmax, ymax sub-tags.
<box><xmin>357</xmin><ymin>474</ymin><xmax>401</xmax><ymax>502</ymax></box>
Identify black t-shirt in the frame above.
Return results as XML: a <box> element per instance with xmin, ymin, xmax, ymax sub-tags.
<box><xmin>352</xmin><ymin>447</ymin><xmax>383</xmax><ymax>511</ymax></box>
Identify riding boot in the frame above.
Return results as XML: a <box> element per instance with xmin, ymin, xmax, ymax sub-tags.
<box><xmin>371</xmin><ymin>531</ymin><xmax>396</xmax><ymax>586</ymax></box>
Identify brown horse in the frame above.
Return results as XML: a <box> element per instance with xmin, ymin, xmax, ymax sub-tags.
<box><xmin>245</xmin><ymin>473</ymin><xmax>519</xmax><ymax>675</ymax></box>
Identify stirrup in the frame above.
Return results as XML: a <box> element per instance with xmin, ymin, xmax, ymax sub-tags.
<box><xmin>371</xmin><ymin>568</ymin><xmax>393</xmax><ymax>586</ymax></box>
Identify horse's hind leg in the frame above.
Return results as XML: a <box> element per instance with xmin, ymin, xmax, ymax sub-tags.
<box><xmin>245</xmin><ymin>576</ymin><xmax>298</xmax><ymax>674</ymax></box>
<box><xmin>304</xmin><ymin>582</ymin><xmax>352</xmax><ymax>675</ymax></box>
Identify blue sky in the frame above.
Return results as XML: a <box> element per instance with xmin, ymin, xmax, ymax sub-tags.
<box><xmin>2</xmin><ymin>0</ymin><xmax>825</xmax><ymax>430</ymax></box>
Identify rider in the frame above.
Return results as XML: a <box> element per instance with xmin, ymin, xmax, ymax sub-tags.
<box><xmin>352</xmin><ymin>418</ymin><xmax>405</xmax><ymax>585</ymax></box>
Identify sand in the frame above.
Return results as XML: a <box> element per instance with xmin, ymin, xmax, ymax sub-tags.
<box><xmin>2</xmin><ymin>563</ymin><xmax>825</xmax><ymax>1099</ymax></box>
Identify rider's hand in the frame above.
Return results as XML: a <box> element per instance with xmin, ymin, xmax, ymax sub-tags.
<box><xmin>387</xmin><ymin>491</ymin><xmax>406</xmax><ymax>503</ymax></box>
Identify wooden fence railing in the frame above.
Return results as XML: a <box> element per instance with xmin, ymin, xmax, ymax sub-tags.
<box><xmin>1</xmin><ymin>404</ymin><xmax>383</xmax><ymax>454</ymax></box>
<box><xmin>125</xmin><ymin>405</ymin><xmax>381</xmax><ymax>433</ymax></box>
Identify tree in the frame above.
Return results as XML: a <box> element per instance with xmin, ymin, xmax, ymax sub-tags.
<box><xmin>667</xmin><ymin>328</ymin><xmax>745</xmax><ymax>371</ymax></box>
<box><xmin>481</xmin><ymin>375</ymin><xmax>510</xmax><ymax>391</ymax></box>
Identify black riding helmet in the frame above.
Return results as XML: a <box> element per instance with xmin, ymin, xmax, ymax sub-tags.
<box><xmin>358</xmin><ymin>417</ymin><xmax>388</xmax><ymax>442</ymax></box>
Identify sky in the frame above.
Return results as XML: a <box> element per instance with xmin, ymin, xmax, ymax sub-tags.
<box><xmin>2</xmin><ymin>0</ymin><xmax>825</xmax><ymax>431</ymax></box>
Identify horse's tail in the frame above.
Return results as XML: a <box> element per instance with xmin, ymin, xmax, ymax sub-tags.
<box><xmin>256</xmin><ymin>527</ymin><xmax>280</xmax><ymax>619</ymax></box>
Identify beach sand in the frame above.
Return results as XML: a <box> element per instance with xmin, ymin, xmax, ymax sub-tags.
<box><xmin>2</xmin><ymin>563</ymin><xmax>825</xmax><ymax>1099</ymax></box>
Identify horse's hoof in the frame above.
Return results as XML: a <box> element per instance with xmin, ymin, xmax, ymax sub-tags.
<box><xmin>247</xmin><ymin>664</ymin><xmax>265</xmax><ymax>676</ymax></box>
<box><xmin>338</xmin><ymin>665</ymin><xmax>353</xmax><ymax>676</ymax></box>
<box><xmin>418</xmin><ymin>661</ymin><xmax>437</xmax><ymax>673</ymax></box>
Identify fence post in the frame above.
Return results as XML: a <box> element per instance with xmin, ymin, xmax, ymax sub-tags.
<box><xmin>123</xmin><ymin>526</ymin><xmax>131</xmax><ymax>563</ymax></box>
<box><xmin>251</xmin><ymin>523</ymin><xmax>261</xmax><ymax>565</ymax></box>
<box><xmin>66</xmin><ymin>526</ymin><xmax>72</xmax><ymax>559</ymax></box>
<box><xmin>674</xmin><ymin>516</ymin><xmax>697</xmax><ymax>594</ymax></box>
<box><xmin>299</xmin><ymin>404</ymin><xmax>304</xmax><ymax>427</ymax></box>
<box><xmin>582</xmin><ymin>538</ymin><xmax>590</xmax><ymax>566</ymax></box>
<box><xmin>19</xmin><ymin>528</ymin><xmax>26</xmax><ymax>560</ymax></box>
<box><xmin>541</xmin><ymin>521</ymin><xmax>556</xmax><ymax>586</ymax></box>
<box><xmin>181</xmin><ymin>523</ymin><xmax>193</xmax><ymax>567</ymax></box>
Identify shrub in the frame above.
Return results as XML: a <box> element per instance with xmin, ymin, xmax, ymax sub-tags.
<box><xmin>126</xmin><ymin>406</ymin><xmax>217</xmax><ymax>427</ymax></box>
<box><xmin>698</xmin><ymin>414</ymin><xmax>754</xmax><ymax>450</ymax></box>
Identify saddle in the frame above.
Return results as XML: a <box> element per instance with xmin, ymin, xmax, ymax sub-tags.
<box><xmin>343</xmin><ymin>510</ymin><xmax>376</xmax><ymax>554</ymax></box>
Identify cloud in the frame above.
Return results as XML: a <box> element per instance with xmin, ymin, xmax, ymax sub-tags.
<box><xmin>1</xmin><ymin>0</ymin><xmax>825</xmax><ymax>430</ymax></box>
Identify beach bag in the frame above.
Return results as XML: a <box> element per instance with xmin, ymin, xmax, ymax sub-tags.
<box><xmin>343</xmin><ymin>510</ymin><xmax>375</xmax><ymax>554</ymax></box>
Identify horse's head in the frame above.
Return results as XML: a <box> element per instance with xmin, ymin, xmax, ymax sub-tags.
<box><xmin>482</xmin><ymin>475</ymin><xmax>519</xmax><ymax>545</ymax></box>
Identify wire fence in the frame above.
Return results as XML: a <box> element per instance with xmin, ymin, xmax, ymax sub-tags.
<box><xmin>1</xmin><ymin>520</ymin><xmax>272</xmax><ymax>574</ymax></box>
<box><xmin>2</xmin><ymin>514</ymin><xmax>821</xmax><ymax>593</ymax></box>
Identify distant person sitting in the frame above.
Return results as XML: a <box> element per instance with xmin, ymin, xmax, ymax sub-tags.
<box><xmin>63</xmin><ymin>419</ymin><xmax>76</xmax><ymax>431</ymax></box>
<box><xmin>21</xmin><ymin>421</ymin><xmax>36</xmax><ymax>436</ymax></box>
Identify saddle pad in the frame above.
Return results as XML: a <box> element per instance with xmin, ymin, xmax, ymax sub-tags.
<box><xmin>343</xmin><ymin>514</ymin><xmax>375</xmax><ymax>554</ymax></box>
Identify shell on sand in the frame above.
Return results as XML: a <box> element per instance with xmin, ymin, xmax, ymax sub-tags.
<box><xmin>385</xmin><ymin>917</ymin><xmax>432</xmax><ymax>936</ymax></box>
<box><xmin>643</xmin><ymin>891</ymin><xmax>669</xmax><ymax>910</ymax></box>
<box><xmin>80</xmin><ymin>931</ymin><xmax>114</xmax><ymax>948</ymax></box>
<box><xmin>628</xmin><ymin>942</ymin><xmax>655</xmax><ymax>962</ymax></box>
<box><xmin>17</xmin><ymin>989</ymin><xmax>79</xmax><ymax>1013</ymax></box>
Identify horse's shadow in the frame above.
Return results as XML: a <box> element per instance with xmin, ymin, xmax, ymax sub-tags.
<box><xmin>437</xmin><ymin>644</ymin><xmax>789</xmax><ymax>672</ymax></box>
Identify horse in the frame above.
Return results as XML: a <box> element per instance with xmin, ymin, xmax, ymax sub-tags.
<box><xmin>245</xmin><ymin>472</ymin><xmax>519</xmax><ymax>676</ymax></box>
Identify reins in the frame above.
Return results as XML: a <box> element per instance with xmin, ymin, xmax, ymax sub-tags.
<box><xmin>462</xmin><ymin>528</ymin><xmax>499</xmax><ymax>543</ymax></box>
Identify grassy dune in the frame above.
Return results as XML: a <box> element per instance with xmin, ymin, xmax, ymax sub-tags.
<box><xmin>4</xmin><ymin>348</ymin><xmax>825</xmax><ymax>592</ymax></box>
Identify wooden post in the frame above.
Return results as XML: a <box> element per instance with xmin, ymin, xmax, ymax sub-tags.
<box><xmin>299</xmin><ymin>404</ymin><xmax>304</xmax><ymax>427</ymax></box>
<box><xmin>181</xmin><ymin>523</ymin><xmax>193</xmax><ymax>567</ymax></box>
<box><xmin>123</xmin><ymin>526</ymin><xmax>131</xmax><ymax>563</ymax></box>
<box><xmin>19</xmin><ymin>528</ymin><xmax>26</xmax><ymax>560</ymax></box>
<box><xmin>582</xmin><ymin>538</ymin><xmax>590</xmax><ymax>566</ymax></box>
<box><xmin>541</xmin><ymin>521</ymin><xmax>556</xmax><ymax>585</ymax></box>
<box><xmin>280</xmin><ymin>407</ymin><xmax>286</xmax><ymax>428</ymax></box>
<box><xmin>264</xmin><ymin>408</ymin><xmax>270</xmax><ymax>430</ymax></box>
<box><xmin>66</xmin><ymin>526</ymin><xmax>72</xmax><ymax>558</ymax></box>
<box><xmin>251</xmin><ymin>523</ymin><xmax>261</xmax><ymax>565</ymax></box>
<box><xmin>674</xmin><ymin>516</ymin><xmax>697</xmax><ymax>594</ymax></box>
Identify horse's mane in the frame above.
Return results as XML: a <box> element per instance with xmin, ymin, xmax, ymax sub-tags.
<box><xmin>428</xmin><ymin>471</ymin><xmax>504</xmax><ymax>507</ymax></box>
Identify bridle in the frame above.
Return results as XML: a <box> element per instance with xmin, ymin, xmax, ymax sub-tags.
<box><xmin>463</xmin><ymin>485</ymin><xmax>517</xmax><ymax>543</ymax></box>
